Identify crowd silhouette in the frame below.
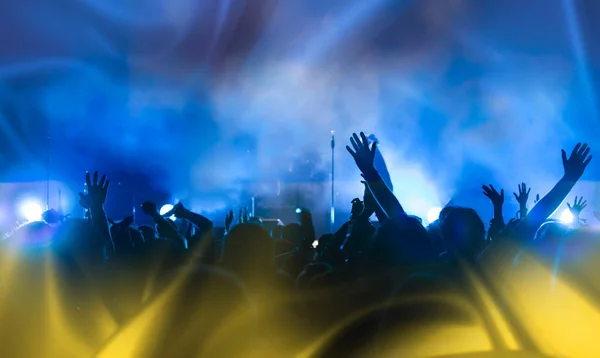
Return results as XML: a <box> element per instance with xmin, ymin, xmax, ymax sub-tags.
<box><xmin>0</xmin><ymin>132</ymin><xmax>598</xmax><ymax>357</ymax></box>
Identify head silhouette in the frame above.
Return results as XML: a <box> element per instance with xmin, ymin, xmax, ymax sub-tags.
<box><xmin>221</xmin><ymin>224</ymin><xmax>274</xmax><ymax>276</ymax></box>
<box><xmin>282</xmin><ymin>223</ymin><xmax>305</xmax><ymax>250</ymax></box>
<box><xmin>362</xmin><ymin>216</ymin><xmax>435</xmax><ymax>274</ymax></box>
<box><xmin>440</xmin><ymin>207</ymin><xmax>486</xmax><ymax>259</ymax></box>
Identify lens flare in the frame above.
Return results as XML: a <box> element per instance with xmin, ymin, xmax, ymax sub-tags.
<box><xmin>427</xmin><ymin>207</ymin><xmax>442</xmax><ymax>223</ymax></box>
<box><xmin>559</xmin><ymin>208</ymin><xmax>574</xmax><ymax>224</ymax></box>
<box><xmin>160</xmin><ymin>204</ymin><xmax>176</xmax><ymax>221</ymax></box>
<box><xmin>20</xmin><ymin>200</ymin><xmax>44</xmax><ymax>222</ymax></box>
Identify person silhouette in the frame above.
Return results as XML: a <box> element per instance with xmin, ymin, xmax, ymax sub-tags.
<box><xmin>367</xmin><ymin>134</ymin><xmax>393</xmax><ymax>192</ymax></box>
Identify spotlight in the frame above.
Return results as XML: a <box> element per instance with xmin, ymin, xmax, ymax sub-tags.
<box><xmin>159</xmin><ymin>204</ymin><xmax>176</xmax><ymax>221</ymax></box>
<box><xmin>427</xmin><ymin>207</ymin><xmax>442</xmax><ymax>223</ymax></box>
<box><xmin>20</xmin><ymin>200</ymin><xmax>44</xmax><ymax>222</ymax></box>
<box><xmin>560</xmin><ymin>209</ymin><xmax>574</xmax><ymax>224</ymax></box>
<box><xmin>296</xmin><ymin>208</ymin><xmax>302</xmax><ymax>214</ymax></box>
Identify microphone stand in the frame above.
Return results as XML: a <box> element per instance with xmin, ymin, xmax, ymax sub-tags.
<box><xmin>330</xmin><ymin>130</ymin><xmax>335</xmax><ymax>233</ymax></box>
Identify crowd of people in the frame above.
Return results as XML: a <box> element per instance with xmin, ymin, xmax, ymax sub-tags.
<box><xmin>0</xmin><ymin>132</ymin><xmax>597</xmax><ymax>357</ymax></box>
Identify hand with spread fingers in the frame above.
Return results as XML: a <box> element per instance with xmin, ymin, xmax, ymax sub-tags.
<box><xmin>513</xmin><ymin>183</ymin><xmax>530</xmax><ymax>208</ymax></box>
<box><xmin>567</xmin><ymin>196</ymin><xmax>587</xmax><ymax>217</ymax></box>
<box><xmin>513</xmin><ymin>182</ymin><xmax>531</xmax><ymax>218</ymax></box>
<box><xmin>346</xmin><ymin>132</ymin><xmax>378</xmax><ymax>179</ymax></box>
<box><xmin>80</xmin><ymin>171</ymin><xmax>110</xmax><ymax>209</ymax></box>
<box><xmin>79</xmin><ymin>171</ymin><xmax>114</xmax><ymax>255</ymax></box>
<box><xmin>483</xmin><ymin>184</ymin><xmax>505</xmax><ymax>240</ymax></box>
<box><xmin>562</xmin><ymin>143</ymin><xmax>592</xmax><ymax>181</ymax></box>
<box><xmin>482</xmin><ymin>184</ymin><xmax>504</xmax><ymax>207</ymax></box>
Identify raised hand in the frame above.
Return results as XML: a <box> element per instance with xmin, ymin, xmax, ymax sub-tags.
<box><xmin>482</xmin><ymin>184</ymin><xmax>504</xmax><ymax>207</ymax></box>
<box><xmin>164</xmin><ymin>202</ymin><xmax>187</xmax><ymax>218</ymax></box>
<box><xmin>225</xmin><ymin>210</ymin><xmax>234</xmax><ymax>231</ymax></box>
<box><xmin>81</xmin><ymin>171</ymin><xmax>110</xmax><ymax>208</ymax></box>
<box><xmin>567</xmin><ymin>196</ymin><xmax>587</xmax><ymax>217</ymax></box>
<box><xmin>77</xmin><ymin>171</ymin><xmax>114</xmax><ymax>254</ymax></box>
<box><xmin>562</xmin><ymin>143</ymin><xmax>592</xmax><ymax>181</ymax></box>
<box><xmin>110</xmin><ymin>216</ymin><xmax>133</xmax><ymax>229</ymax></box>
<box><xmin>346</xmin><ymin>132</ymin><xmax>378</xmax><ymax>178</ymax></box>
<box><xmin>141</xmin><ymin>201</ymin><xmax>158</xmax><ymax>217</ymax></box>
<box><xmin>243</xmin><ymin>208</ymin><xmax>249</xmax><ymax>223</ymax></box>
<box><xmin>513</xmin><ymin>183</ymin><xmax>531</xmax><ymax>207</ymax></box>
<box><xmin>121</xmin><ymin>215</ymin><xmax>134</xmax><ymax>227</ymax></box>
<box><xmin>533</xmin><ymin>194</ymin><xmax>540</xmax><ymax>204</ymax></box>
<box><xmin>238</xmin><ymin>209</ymin><xmax>243</xmax><ymax>224</ymax></box>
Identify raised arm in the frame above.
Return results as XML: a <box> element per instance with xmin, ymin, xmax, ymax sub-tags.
<box><xmin>567</xmin><ymin>196</ymin><xmax>587</xmax><ymax>228</ymax></box>
<box><xmin>82</xmin><ymin>171</ymin><xmax>115</xmax><ymax>260</ymax></box>
<box><xmin>482</xmin><ymin>184</ymin><xmax>504</xmax><ymax>241</ymax></box>
<box><xmin>514</xmin><ymin>143</ymin><xmax>592</xmax><ymax>241</ymax></box>
<box><xmin>141</xmin><ymin>201</ymin><xmax>184</xmax><ymax>245</ymax></box>
<box><xmin>362</xmin><ymin>180</ymin><xmax>388</xmax><ymax>223</ymax></box>
<box><xmin>513</xmin><ymin>183</ymin><xmax>531</xmax><ymax>219</ymax></box>
<box><xmin>167</xmin><ymin>202</ymin><xmax>214</xmax><ymax>237</ymax></box>
<box><xmin>346</xmin><ymin>132</ymin><xmax>406</xmax><ymax>219</ymax></box>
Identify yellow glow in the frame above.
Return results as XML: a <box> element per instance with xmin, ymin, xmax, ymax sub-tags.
<box><xmin>3</xmin><ymin>234</ymin><xmax>600</xmax><ymax>357</ymax></box>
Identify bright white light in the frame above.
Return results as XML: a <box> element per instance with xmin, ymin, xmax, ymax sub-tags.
<box><xmin>560</xmin><ymin>209</ymin><xmax>574</xmax><ymax>224</ymax></box>
<box><xmin>159</xmin><ymin>204</ymin><xmax>176</xmax><ymax>221</ymax></box>
<box><xmin>20</xmin><ymin>201</ymin><xmax>44</xmax><ymax>222</ymax></box>
<box><xmin>427</xmin><ymin>207</ymin><xmax>442</xmax><ymax>223</ymax></box>
<box><xmin>296</xmin><ymin>208</ymin><xmax>302</xmax><ymax>214</ymax></box>
<box><xmin>159</xmin><ymin>204</ymin><xmax>173</xmax><ymax>215</ymax></box>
